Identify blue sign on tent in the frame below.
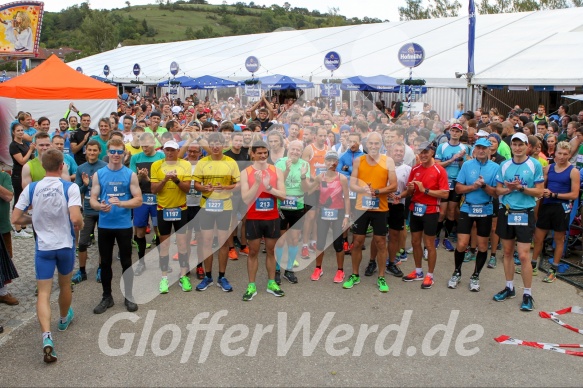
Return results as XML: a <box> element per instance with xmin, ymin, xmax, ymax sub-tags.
<box><xmin>324</xmin><ymin>51</ymin><xmax>341</xmax><ymax>71</ymax></box>
<box><xmin>245</xmin><ymin>84</ymin><xmax>261</xmax><ymax>97</ymax></box>
<box><xmin>133</xmin><ymin>63</ymin><xmax>141</xmax><ymax>76</ymax></box>
<box><xmin>103</xmin><ymin>65</ymin><xmax>110</xmax><ymax>76</ymax></box>
<box><xmin>76</xmin><ymin>67</ymin><xmax>82</xmax><ymax>73</ymax></box>
<box><xmin>245</xmin><ymin>56</ymin><xmax>260</xmax><ymax>73</ymax></box>
<box><xmin>170</xmin><ymin>61</ymin><xmax>179</xmax><ymax>76</ymax></box>
<box><xmin>320</xmin><ymin>83</ymin><xmax>341</xmax><ymax>97</ymax></box>
<box><xmin>398</xmin><ymin>43</ymin><xmax>425</xmax><ymax>68</ymax></box>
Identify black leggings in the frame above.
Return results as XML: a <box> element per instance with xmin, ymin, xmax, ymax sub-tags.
<box><xmin>98</xmin><ymin>227</ymin><xmax>134</xmax><ymax>299</ymax></box>
<box><xmin>316</xmin><ymin>209</ymin><xmax>345</xmax><ymax>252</ymax></box>
<box><xmin>11</xmin><ymin>175</ymin><xmax>22</xmax><ymax>209</ymax></box>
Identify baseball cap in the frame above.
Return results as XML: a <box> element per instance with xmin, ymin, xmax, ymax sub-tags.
<box><xmin>450</xmin><ymin>123</ymin><xmax>463</xmax><ymax>132</ymax></box>
<box><xmin>325</xmin><ymin>150</ymin><xmax>339</xmax><ymax>160</ymax></box>
<box><xmin>340</xmin><ymin>124</ymin><xmax>351</xmax><ymax>132</ymax></box>
<box><xmin>163</xmin><ymin>140</ymin><xmax>179</xmax><ymax>149</ymax></box>
<box><xmin>511</xmin><ymin>132</ymin><xmax>528</xmax><ymax>143</ymax></box>
<box><xmin>417</xmin><ymin>141</ymin><xmax>434</xmax><ymax>152</ymax></box>
<box><xmin>476</xmin><ymin>129</ymin><xmax>490</xmax><ymax>137</ymax></box>
<box><xmin>474</xmin><ymin>138</ymin><xmax>492</xmax><ymax>147</ymax></box>
<box><xmin>150</xmin><ymin>111</ymin><xmax>161</xmax><ymax>118</ymax></box>
<box><xmin>171</xmin><ymin>106</ymin><xmax>181</xmax><ymax>114</ymax></box>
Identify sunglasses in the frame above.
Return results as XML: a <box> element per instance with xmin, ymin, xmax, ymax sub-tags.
<box><xmin>109</xmin><ymin>149</ymin><xmax>124</xmax><ymax>155</ymax></box>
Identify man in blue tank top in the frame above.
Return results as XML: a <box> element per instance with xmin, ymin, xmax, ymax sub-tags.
<box><xmin>494</xmin><ymin>133</ymin><xmax>544</xmax><ymax>311</ymax></box>
<box><xmin>90</xmin><ymin>138</ymin><xmax>143</xmax><ymax>314</ymax></box>
<box><xmin>531</xmin><ymin>141</ymin><xmax>580</xmax><ymax>283</ymax></box>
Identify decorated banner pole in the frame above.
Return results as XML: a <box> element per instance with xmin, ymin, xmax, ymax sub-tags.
<box><xmin>398</xmin><ymin>43</ymin><xmax>425</xmax><ymax>118</ymax></box>
<box><xmin>323</xmin><ymin>51</ymin><xmax>341</xmax><ymax>110</ymax></box>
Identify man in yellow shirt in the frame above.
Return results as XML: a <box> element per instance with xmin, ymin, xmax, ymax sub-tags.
<box><xmin>150</xmin><ymin>140</ymin><xmax>192</xmax><ymax>294</ymax></box>
<box><xmin>193</xmin><ymin>132</ymin><xmax>240</xmax><ymax>293</ymax></box>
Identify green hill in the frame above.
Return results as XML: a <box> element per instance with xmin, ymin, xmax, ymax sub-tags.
<box><xmin>39</xmin><ymin>1</ymin><xmax>385</xmax><ymax>61</ymax></box>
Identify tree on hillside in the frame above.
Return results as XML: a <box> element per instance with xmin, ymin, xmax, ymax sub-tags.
<box><xmin>80</xmin><ymin>11</ymin><xmax>117</xmax><ymax>53</ymax></box>
<box><xmin>125</xmin><ymin>1</ymin><xmax>131</xmax><ymax>11</ymax></box>
<box><xmin>477</xmin><ymin>0</ymin><xmax>579</xmax><ymax>13</ymax></box>
<box><xmin>399</xmin><ymin>0</ymin><xmax>461</xmax><ymax>20</ymax></box>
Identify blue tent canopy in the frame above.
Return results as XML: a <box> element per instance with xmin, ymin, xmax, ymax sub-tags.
<box><xmin>90</xmin><ymin>75</ymin><xmax>117</xmax><ymax>85</ymax></box>
<box><xmin>241</xmin><ymin>74</ymin><xmax>313</xmax><ymax>90</ymax></box>
<box><xmin>182</xmin><ymin>75</ymin><xmax>237</xmax><ymax>89</ymax></box>
<box><xmin>341</xmin><ymin>75</ymin><xmax>399</xmax><ymax>92</ymax></box>
<box><xmin>157</xmin><ymin>75</ymin><xmax>194</xmax><ymax>87</ymax></box>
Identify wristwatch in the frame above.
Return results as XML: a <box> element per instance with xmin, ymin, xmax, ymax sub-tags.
<box><xmin>266</xmin><ymin>184</ymin><xmax>273</xmax><ymax>191</ymax></box>
<box><xmin>481</xmin><ymin>184</ymin><xmax>486</xmax><ymax>189</ymax></box>
<box><xmin>424</xmin><ymin>189</ymin><xmax>429</xmax><ymax>195</ymax></box>
<box><xmin>173</xmin><ymin>178</ymin><xmax>180</xmax><ymax>185</ymax></box>
<box><xmin>519</xmin><ymin>185</ymin><xmax>525</xmax><ymax>192</ymax></box>
<box><xmin>374</xmin><ymin>189</ymin><xmax>380</xmax><ymax>196</ymax></box>
<box><xmin>300</xmin><ymin>175</ymin><xmax>306</xmax><ymax>180</ymax></box>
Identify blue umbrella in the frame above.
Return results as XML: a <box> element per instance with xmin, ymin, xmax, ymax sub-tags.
<box><xmin>341</xmin><ymin>75</ymin><xmax>399</xmax><ymax>92</ymax></box>
<box><xmin>91</xmin><ymin>75</ymin><xmax>117</xmax><ymax>85</ymax></box>
<box><xmin>182</xmin><ymin>75</ymin><xmax>238</xmax><ymax>89</ymax></box>
<box><xmin>251</xmin><ymin>74</ymin><xmax>314</xmax><ymax>90</ymax></box>
<box><xmin>157</xmin><ymin>75</ymin><xmax>194</xmax><ymax>87</ymax></box>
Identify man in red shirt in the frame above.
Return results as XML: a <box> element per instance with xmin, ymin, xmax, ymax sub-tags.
<box><xmin>402</xmin><ymin>141</ymin><xmax>449</xmax><ymax>289</ymax></box>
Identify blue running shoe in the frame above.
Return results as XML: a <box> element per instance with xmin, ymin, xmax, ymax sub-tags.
<box><xmin>520</xmin><ymin>294</ymin><xmax>535</xmax><ymax>311</ymax></box>
<box><xmin>196</xmin><ymin>276</ymin><xmax>213</xmax><ymax>291</ymax></box>
<box><xmin>493</xmin><ymin>287</ymin><xmax>516</xmax><ymax>302</ymax></box>
<box><xmin>434</xmin><ymin>238</ymin><xmax>440</xmax><ymax>249</ymax></box>
<box><xmin>513</xmin><ymin>251</ymin><xmax>520</xmax><ymax>266</ymax></box>
<box><xmin>43</xmin><ymin>337</ymin><xmax>57</xmax><ymax>363</ymax></box>
<box><xmin>217</xmin><ymin>277</ymin><xmax>233</xmax><ymax>292</ymax></box>
<box><xmin>71</xmin><ymin>270</ymin><xmax>86</xmax><ymax>285</ymax></box>
<box><xmin>95</xmin><ymin>268</ymin><xmax>102</xmax><ymax>283</ymax></box>
<box><xmin>399</xmin><ymin>251</ymin><xmax>408</xmax><ymax>262</ymax></box>
<box><xmin>58</xmin><ymin>307</ymin><xmax>74</xmax><ymax>331</ymax></box>
<box><xmin>443</xmin><ymin>239</ymin><xmax>455</xmax><ymax>252</ymax></box>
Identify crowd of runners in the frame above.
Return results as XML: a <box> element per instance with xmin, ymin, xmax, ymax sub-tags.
<box><xmin>2</xmin><ymin>89</ymin><xmax>583</xmax><ymax>362</ymax></box>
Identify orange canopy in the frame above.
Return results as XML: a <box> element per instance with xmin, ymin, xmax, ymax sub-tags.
<box><xmin>0</xmin><ymin>55</ymin><xmax>117</xmax><ymax>100</ymax></box>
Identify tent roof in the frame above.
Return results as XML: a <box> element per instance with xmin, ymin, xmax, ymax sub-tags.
<box><xmin>341</xmin><ymin>75</ymin><xmax>399</xmax><ymax>91</ymax></box>
<box><xmin>67</xmin><ymin>8</ymin><xmax>583</xmax><ymax>88</ymax></box>
<box><xmin>0</xmin><ymin>55</ymin><xmax>117</xmax><ymax>99</ymax></box>
<box><xmin>182</xmin><ymin>75</ymin><xmax>238</xmax><ymax>89</ymax></box>
<box><xmin>251</xmin><ymin>74</ymin><xmax>314</xmax><ymax>89</ymax></box>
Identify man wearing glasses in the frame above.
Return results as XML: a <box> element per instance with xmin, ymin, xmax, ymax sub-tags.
<box><xmin>90</xmin><ymin>139</ymin><xmax>142</xmax><ymax>314</ymax></box>
<box><xmin>150</xmin><ymin>140</ymin><xmax>193</xmax><ymax>294</ymax></box>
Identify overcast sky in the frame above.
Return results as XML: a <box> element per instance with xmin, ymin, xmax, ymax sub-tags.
<box><xmin>41</xmin><ymin>0</ymin><xmax>403</xmax><ymax>22</ymax></box>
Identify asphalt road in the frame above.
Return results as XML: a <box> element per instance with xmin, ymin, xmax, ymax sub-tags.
<box><xmin>1</xmin><ymin>236</ymin><xmax>583</xmax><ymax>387</ymax></box>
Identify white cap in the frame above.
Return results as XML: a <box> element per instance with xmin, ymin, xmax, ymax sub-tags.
<box><xmin>163</xmin><ymin>140</ymin><xmax>179</xmax><ymax>149</ymax></box>
<box><xmin>511</xmin><ymin>132</ymin><xmax>528</xmax><ymax>143</ymax></box>
<box><xmin>476</xmin><ymin>129</ymin><xmax>490</xmax><ymax>137</ymax></box>
<box><xmin>171</xmin><ymin>106</ymin><xmax>181</xmax><ymax>114</ymax></box>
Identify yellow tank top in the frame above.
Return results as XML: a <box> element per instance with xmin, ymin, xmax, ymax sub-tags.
<box><xmin>355</xmin><ymin>154</ymin><xmax>389</xmax><ymax>212</ymax></box>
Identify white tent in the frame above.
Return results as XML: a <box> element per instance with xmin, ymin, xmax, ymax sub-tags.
<box><xmin>67</xmin><ymin>7</ymin><xmax>583</xmax><ymax>88</ymax></box>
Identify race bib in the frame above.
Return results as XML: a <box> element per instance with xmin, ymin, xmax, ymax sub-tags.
<box><xmin>281</xmin><ymin>196</ymin><xmax>299</xmax><ymax>210</ymax></box>
<box><xmin>361</xmin><ymin>196</ymin><xmax>380</xmax><ymax>210</ymax></box>
<box><xmin>448</xmin><ymin>180</ymin><xmax>455</xmax><ymax>190</ymax></box>
<box><xmin>348</xmin><ymin>191</ymin><xmax>357</xmax><ymax>200</ymax></box>
<box><xmin>562</xmin><ymin>202</ymin><xmax>572</xmax><ymax>213</ymax></box>
<box><xmin>468</xmin><ymin>203</ymin><xmax>492</xmax><ymax>217</ymax></box>
<box><xmin>412</xmin><ymin>203</ymin><xmax>426</xmax><ymax>217</ymax></box>
<box><xmin>163</xmin><ymin>207</ymin><xmax>181</xmax><ymax>221</ymax></box>
<box><xmin>321</xmin><ymin>207</ymin><xmax>338</xmax><ymax>220</ymax></box>
<box><xmin>107</xmin><ymin>182</ymin><xmax>125</xmax><ymax>198</ymax></box>
<box><xmin>142</xmin><ymin>193</ymin><xmax>157</xmax><ymax>205</ymax></box>
<box><xmin>508</xmin><ymin>212</ymin><xmax>528</xmax><ymax>226</ymax></box>
<box><xmin>206</xmin><ymin>199</ymin><xmax>224</xmax><ymax>212</ymax></box>
<box><xmin>188</xmin><ymin>187</ymin><xmax>202</xmax><ymax>197</ymax></box>
<box><xmin>256</xmin><ymin>197</ymin><xmax>274</xmax><ymax>211</ymax></box>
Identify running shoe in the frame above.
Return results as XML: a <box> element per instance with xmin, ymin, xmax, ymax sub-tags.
<box><xmin>493</xmin><ymin>287</ymin><xmax>516</xmax><ymax>301</ymax></box>
<box><xmin>228</xmin><ymin>248</ymin><xmax>238</xmax><ymax>260</ymax></box>
<box><xmin>293</xmin><ymin>260</ymin><xmax>299</xmax><ymax>268</ymax></box>
<box><xmin>301</xmin><ymin>246</ymin><xmax>310</xmax><ymax>259</ymax></box>
<box><xmin>487</xmin><ymin>255</ymin><xmax>497</xmax><ymax>269</ymax></box>
<box><xmin>311</xmin><ymin>267</ymin><xmax>323</xmax><ymax>281</ymax></box>
<box><xmin>217</xmin><ymin>277</ymin><xmax>233</xmax><ymax>292</ymax></box>
<box><xmin>71</xmin><ymin>270</ymin><xmax>87</xmax><ymax>285</ymax></box>
<box><xmin>399</xmin><ymin>250</ymin><xmax>408</xmax><ymax>262</ymax></box>
<box><xmin>308</xmin><ymin>242</ymin><xmax>317</xmax><ymax>253</ymax></box>
<box><xmin>267</xmin><ymin>282</ymin><xmax>284</xmax><ymax>297</ymax></box>
<box><xmin>515</xmin><ymin>266</ymin><xmax>521</xmax><ymax>274</ymax></box>
<box><xmin>469</xmin><ymin>275</ymin><xmax>480</xmax><ymax>292</ymax></box>
<box><xmin>125</xmin><ymin>298</ymin><xmax>138</xmax><ymax>312</ymax></box>
<box><xmin>159</xmin><ymin>278</ymin><xmax>169</xmax><ymax>294</ymax></box>
<box><xmin>190</xmin><ymin>239</ymin><xmax>198</xmax><ymax>246</ymax></box>
<box><xmin>146</xmin><ymin>225</ymin><xmax>151</xmax><ymax>234</ymax></box>
<box><xmin>520</xmin><ymin>294</ymin><xmax>535</xmax><ymax>311</ymax></box>
<box><xmin>93</xmin><ymin>296</ymin><xmax>114</xmax><ymax>314</ymax></box>
<box><xmin>364</xmin><ymin>261</ymin><xmax>377</xmax><ymax>276</ymax></box>
<box><xmin>132</xmin><ymin>239</ymin><xmax>138</xmax><ymax>248</ymax></box>
<box><xmin>240</xmin><ymin>246</ymin><xmax>250</xmax><ymax>256</ymax></box>
<box><xmin>283</xmin><ymin>270</ymin><xmax>298</xmax><ymax>284</ymax></box>
<box><xmin>464</xmin><ymin>250</ymin><xmax>476</xmax><ymax>262</ymax></box>
<box><xmin>423</xmin><ymin>248</ymin><xmax>428</xmax><ymax>261</ymax></box>
<box><xmin>179</xmin><ymin>276</ymin><xmax>192</xmax><ymax>292</ymax></box>
<box><xmin>532</xmin><ymin>267</ymin><xmax>538</xmax><ymax>276</ymax></box>
<box><xmin>43</xmin><ymin>337</ymin><xmax>57</xmax><ymax>363</ymax></box>
<box><xmin>421</xmin><ymin>275</ymin><xmax>434</xmax><ymax>289</ymax></box>
<box><xmin>95</xmin><ymin>268</ymin><xmax>102</xmax><ymax>283</ymax></box>
<box><xmin>386</xmin><ymin>263</ymin><xmax>403</xmax><ymax>277</ymax></box>
<box><xmin>13</xmin><ymin>229</ymin><xmax>32</xmax><ymax>238</ymax></box>
<box><xmin>151</xmin><ymin>235</ymin><xmax>158</xmax><ymax>246</ymax></box>
<box><xmin>366</xmin><ymin>226</ymin><xmax>373</xmax><ymax>235</ymax></box>
<box><xmin>146</xmin><ymin>242</ymin><xmax>152</xmax><ymax>249</ymax></box>
<box><xmin>448</xmin><ymin>273</ymin><xmax>461</xmax><ymax>289</ymax></box>
<box><xmin>543</xmin><ymin>271</ymin><xmax>556</xmax><ymax>283</ymax></box>
<box><xmin>242</xmin><ymin>283</ymin><xmax>257</xmax><ymax>301</ymax></box>
<box><xmin>275</xmin><ymin>270</ymin><xmax>281</xmax><ymax>285</ymax></box>
<box><xmin>342</xmin><ymin>274</ymin><xmax>360</xmax><ymax>289</ymax></box>
<box><xmin>173</xmin><ymin>253</ymin><xmax>180</xmax><ymax>261</ymax></box>
<box><xmin>346</xmin><ymin>243</ymin><xmax>354</xmax><ymax>255</ymax></box>
<box><xmin>406</xmin><ymin>247</ymin><xmax>413</xmax><ymax>254</ymax></box>
<box><xmin>343</xmin><ymin>241</ymin><xmax>350</xmax><ymax>254</ymax></box>
<box><xmin>333</xmin><ymin>270</ymin><xmax>345</xmax><ymax>283</ymax></box>
<box><xmin>196</xmin><ymin>277</ymin><xmax>213</xmax><ymax>291</ymax></box>
<box><xmin>403</xmin><ymin>270</ymin><xmax>424</xmax><ymax>281</ymax></box>
<box><xmin>196</xmin><ymin>266</ymin><xmax>204</xmax><ymax>280</ymax></box>
<box><xmin>443</xmin><ymin>239</ymin><xmax>455</xmax><ymax>252</ymax></box>
<box><xmin>134</xmin><ymin>262</ymin><xmax>146</xmax><ymax>276</ymax></box>
<box><xmin>377</xmin><ymin>277</ymin><xmax>389</xmax><ymax>293</ymax></box>
<box><xmin>434</xmin><ymin>238</ymin><xmax>440</xmax><ymax>249</ymax></box>
<box><xmin>58</xmin><ymin>307</ymin><xmax>74</xmax><ymax>331</ymax></box>
<box><xmin>513</xmin><ymin>252</ymin><xmax>520</xmax><ymax>266</ymax></box>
